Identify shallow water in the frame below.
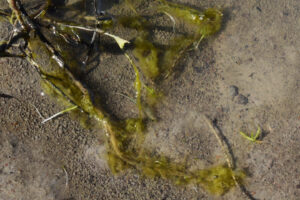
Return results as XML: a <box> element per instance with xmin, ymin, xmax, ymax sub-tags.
<box><xmin>1</xmin><ymin>0</ymin><xmax>300</xmax><ymax>199</ymax></box>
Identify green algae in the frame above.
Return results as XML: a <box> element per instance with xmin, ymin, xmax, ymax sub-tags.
<box><xmin>108</xmin><ymin>148</ymin><xmax>245</xmax><ymax>195</ymax></box>
<box><xmin>115</xmin><ymin>0</ymin><xmax>223</xmax><ymax>80</ymax></box>
<box><xmin>1</xmin><ymin>0</ymin><xmax>245</xmax><ymax>196</ymax></box>
<box><xmin>133</xmin><ymin>36</ymin><xmax>160</xmax><ymax>80</ymax></box>
<box><xmin>117</xmin><ymin>15</ymin><xmax>147</xmax><ymax>31</ymax></box>
<box><xmin>160</xmin><ymin>36</ymin><xmax>195</xmax><ymax>76</ymax></box>
<box><xmin>156</xmin><ymin>0</ymin><xmax>223</xmax><ymax>36</ymax></box>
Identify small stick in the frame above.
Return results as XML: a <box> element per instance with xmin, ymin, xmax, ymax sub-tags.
<box><xmin>204</xmin><ymin>115</ymin><xmax>254</xmax><ymax>200</ymax></box>
<box><xmin>204</xmin><ymin>115</ymin><xmax>234</xmax><ymax>168</ymax></box>
<box><xmin>6</xmin><ymin>0</ymin><xmax>27</xmax><ymax>30</ymax></box>
<box><xmin>42</xmin><ymin>18</ymin><xmax>131</xmax><ymax>47</ymax></box>
<box><xmin>62</xmin><ymin>166</ymin><xmax>69</xmax><ymax>189</ymax></box>
<box><xmin>82</xmin><ymin>0</ymin><xmax>99</xmax><ymax>66</ymax></box>
<box><xmin>114</xmin><ymin>92</ymin><xmax>136</xmax><ymax>104</ymax></box>
<box><xmin>42</xmin><ymin>105</ymin><xmax>78</xmax><ymax>124</ymax></box>
<box><xmin>163</xmin><ymin>11</ymin><xmax>176</xmax><ymax>33</ymax></box>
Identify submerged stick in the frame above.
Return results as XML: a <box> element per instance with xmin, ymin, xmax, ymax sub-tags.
<box><xmin>204</xmin><ymin>115</ymin><xmax>255</xmax><ymax>200</ymax></box>
<box><xmin>42</xmin><ymin>105</ymin><xmax>78</xmax><ymax>124</ymax></box>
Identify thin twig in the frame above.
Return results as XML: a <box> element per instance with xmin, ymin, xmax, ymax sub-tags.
<box><xmin>62</xmin><ymin>166</ymin><xmax>69</xmax><ymax>189</ymax></box>
<box><xmin>204</xmin><ymin>115</ymin><xmax>234</xmax><ymax>168</ymax></box>
<box><xmin>6</xmin><ymin>0</ymin><xmax>27</xmax><ymax>30</ymax></box>
<box><xmin>46</xmin><ymin>20</ymin><xmax>105</xmax><ymax>34</ymax></box>
<box><xmin>43</xmin><ymin>19</ymin><xmax>130</xmax><ymax>46</ymax></box>
<box><xmin>204</xmin><ymin>115</ymin><xmax>254</xmax><ymax>200</ymax></box>
<box><xmin>42</xmin><ymin>105</ymin><xmax>78</xmax><ymax>124</ymax></box>
<box><xmin>163</xmin><ymin>11</ymin><xmax>176</xmax><ymax>33</ymax></box>
<box><xmin>33</xmin><ymin>0</ymin><xmax>51</xmax><ymax>19</ymax></box>
<box><xmin>82</xmin><ymin>0</ymin><xmax>98</xmax><ymax>66</ymax></box>
<box><xmin>114</xmin><ymin>92</ymin><xmax>136</xmax><ymax>104</ymax></box>
<box><xmin>30</xmin><ymin>103</ymin><xmax>44</xmax><ymax>119</ymax></box>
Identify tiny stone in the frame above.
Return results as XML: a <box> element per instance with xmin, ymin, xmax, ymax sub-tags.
<box><xmin>58</xmin><ymin>126</ymin><xmax>63</xmax><ymax>134</ymax></box>
<box><xmin>229</xmin><ymin>85</ymin><xmax>239</xmax><ymax>97</ymax></box>
<box><xmin>236</xmin><ymin>94</ymin><xmax>248</xmax><ymax>105</ymax></box>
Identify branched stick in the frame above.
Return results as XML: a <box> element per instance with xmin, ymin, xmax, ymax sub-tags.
<box><xmin>6</xmin><ymin>0</ymin><xmax>137</xmax><ymax>167</ymax></box>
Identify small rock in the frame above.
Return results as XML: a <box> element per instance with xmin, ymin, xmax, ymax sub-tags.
<box><xmin>229</xmin><ymin>85</ymin><xmax>239</xmax><ymax>97</ymax></box>
<box><xmin>236</xmin><ymin>94</ymin><xmax>248</xmax><ymax>105</ymax></box>
<box><xmin>58</xmin><ymin>126</ymin><xmax>63</xmax><ymax>134</ymax></box>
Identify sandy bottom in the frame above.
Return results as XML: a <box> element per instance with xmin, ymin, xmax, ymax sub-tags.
<box><xmin>0</xmin><ymin>0</ymin><xmax>299</xmax><ymax>199</ymax></box>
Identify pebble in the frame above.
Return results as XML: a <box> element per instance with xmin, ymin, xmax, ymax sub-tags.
<box><xmin>58</xmin><ymin>126</ymin><xmax>63</xmax><ymax>135</ymax></box>
<box><xmin>229</xmin><ymin>85</ymin><xmax>239</xmax><ymax>98</ymax></box>
<box><xmin>236</xmin><ymin>94</ymin><xmax>248</xmax><ymax>105</ymax></box>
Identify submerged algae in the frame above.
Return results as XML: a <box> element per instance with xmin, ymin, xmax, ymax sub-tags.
<box><xmin>157</xmin><ymin>0</ymin><xmax>222</xmax><ymax>36</ymax></box>
<box><xmin>118</xmin><ymin>0</ymin><xmax>223</xmax><ymax>80</ymax></box>
<box><xmin>133</xmin><ymin>35</ymin><xmax>160</xmax><ymax>80</ymax></box>
<box><xmin>1</xmin><ymin>0</ymin><xmax>245</xmax><ymax>196</ymax></box>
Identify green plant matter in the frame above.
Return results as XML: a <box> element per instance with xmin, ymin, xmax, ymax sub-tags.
<box><xmin>156</xmin><ymin>0</ymin><xmax>222</xmax><ymax>37</ymax></box>
<box><xmin>118</xmin><ymin>0</ymin><xmax>223</xmax><ymax>79</ymax></box>
<box><xmin>133</xmin><ymin>35</ymin><xmax>160</xmax><ymax>79</ymax></box>
<box><xmin>239</xmin><ymin>127</ymin><xmax>262</xmax><ymax>143</ymax></box>
<box><xmin>0</xmin><ymin>0</ymin><xmax>245</xmax><ymax>196</ymax></box>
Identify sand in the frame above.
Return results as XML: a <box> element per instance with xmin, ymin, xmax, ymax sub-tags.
<box><xmin>0</xmin><ymin>0</ymin><xmax>299</xmax><ymax>199</ymax></box>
